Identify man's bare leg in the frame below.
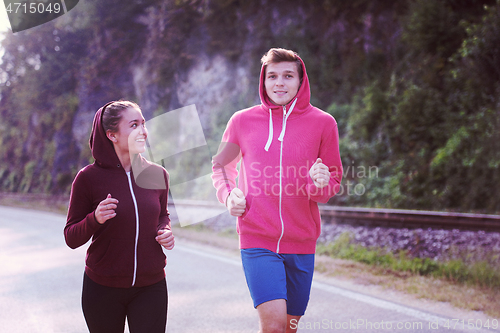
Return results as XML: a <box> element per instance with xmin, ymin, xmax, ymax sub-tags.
<box><xmin>287</xmin><ymin>314</ymin><xmax>301</xmax><ymax>333</ymax></box>
<box><xmin>256</xmin><ymin>299</ymin><xmax>301</xmax><ymax>333</ymax></box>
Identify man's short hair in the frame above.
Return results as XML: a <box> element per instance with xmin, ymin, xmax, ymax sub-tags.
<box><xmin>261</xmin><ymin>48</ymin><xmax>303</xmax><ymax>82</ymax></box>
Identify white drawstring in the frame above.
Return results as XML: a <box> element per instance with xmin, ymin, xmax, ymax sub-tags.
<box><xmin>278</xmin><ymin>98</ymin><xmax>297</xmax><ymax>142</ymax></box>
<box><xmin>264</xmin><ymin>109</ymin><xmax>273</xmax><ymax>151</ymax></box>
<box><xmin>264</xmin><ymin>98</ymin><xmax>298</xmax><ymax>151</ymax></box>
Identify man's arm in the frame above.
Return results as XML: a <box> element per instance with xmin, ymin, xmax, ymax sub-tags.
<box><xmin>307</xmin><ymin>118</ymin><xmax>343</xmax><ymax>203</ymax></box>
<box><xmin>211</xmin><ymin>116</ymin><xmax>242</xmax><ymax>205</ymax></box>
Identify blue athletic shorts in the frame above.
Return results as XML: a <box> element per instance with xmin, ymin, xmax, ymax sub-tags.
<box><xmin>240</xmin><ymin>248</ymin><xmax>315</xmax><ymax>316</ymax></box>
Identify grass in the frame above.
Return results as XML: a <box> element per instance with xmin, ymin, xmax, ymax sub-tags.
<box><xmin>313</xmin><ymin>254</ymin><xmax>500</xmax><ymax>315</ymax></box>
<box><xmin>316</xmin><ymin>232</ymin><xmax>500</xmax><ymax>318</ymax></box>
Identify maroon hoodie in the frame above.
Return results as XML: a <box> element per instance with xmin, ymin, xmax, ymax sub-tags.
<box><xmin>64</xmin><ymin>105</ymin><xmax>170</xmax><ymax>288</ymax></box>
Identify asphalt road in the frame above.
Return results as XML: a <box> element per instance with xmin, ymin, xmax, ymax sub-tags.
<box><xmin>0</xmin><ymin>206</ymin><xmax>498</xmax><ymax>333</ymax></box>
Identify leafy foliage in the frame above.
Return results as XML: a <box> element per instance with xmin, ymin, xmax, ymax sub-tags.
<box><xmin>332</xmin><ymin>0</ymin><xmax>499</xmax><ymax>213</ymax></box>
<box><xmin>0</xmin><ymin>0</ymin><xmax>498</xmax><ymax>213</ymax></box>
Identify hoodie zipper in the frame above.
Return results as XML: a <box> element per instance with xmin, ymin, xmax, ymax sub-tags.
<box><xmin>267</xmin><ymin>99</ymin><xmax>297</xmax><ymax>253</ymax></box>
<box><xmin>126</xmin><ymin>171</ymin><xmax>140</xmax><ymax>286</ymax></box>
<box><xmin>276</xmin><ymin>105</ymin><xmax>287</xmax><ymax>253</ymax></box>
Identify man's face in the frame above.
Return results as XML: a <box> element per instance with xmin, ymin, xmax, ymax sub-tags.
<box><xmin>264</xmin><ymin>61</ymin><xmax>301</xmax><ymax>106</ymax></box>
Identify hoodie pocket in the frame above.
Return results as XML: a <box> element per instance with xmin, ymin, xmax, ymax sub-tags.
<box><xmin>89</xmin><ymin>239</ymin><xmax>133</xmax><ymax>277</ymax></box>
<box><xmin>281</xmin><ymin>197</ymin><xmax>318</xmax><ymax>243</ymax></box>
<box><xmin>240</xmin><ymin>196</ymin><xmax>282</xmax><ymax>240</ymax></box>
<box><xmin>138</xmin><ymin>239</ymin><xmax>166</xmax><ymax>274</ymax></box>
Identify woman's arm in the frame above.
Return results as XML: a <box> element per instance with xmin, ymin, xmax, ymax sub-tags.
<box><xmin>156</xmin><ymin>170</ymin><xmax>174</xmax><ymax>250</ymax></box>
<box><xmin>64</xmin><ymin>170</ymin><xmax>101</xmax><ymax>249</ymax></box>
<box><xmin>157</xmin><ymin>170</ymin><xmax>171</xmax><ymax>232</ymax></box>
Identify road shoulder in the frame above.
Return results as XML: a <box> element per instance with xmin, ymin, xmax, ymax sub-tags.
<box><xmin>172</xmin><ymin>224</ymin><xmax>499</xmax><ymax>323</ymax></box>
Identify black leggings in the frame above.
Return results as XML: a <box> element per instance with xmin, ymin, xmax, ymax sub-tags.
<box><xmin>82</xmin><ymin>273</ymin><xmax>168</xmax><ymax>333</ymax></box>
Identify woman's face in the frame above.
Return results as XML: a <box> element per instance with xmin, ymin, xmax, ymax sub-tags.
<box><xmin>109</xmin><ymin>107</ymin><xmax>147</xmax><ymax>155</ymax></box>
<box><xmin>264</xmin><ymin>61</ymin><xmax>301</xmax><ymax>106</ymax></box>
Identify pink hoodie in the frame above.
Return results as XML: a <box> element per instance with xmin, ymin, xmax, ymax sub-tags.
<box><xmin>212</xmin><ymin>56</ymin><xmax>342</xmax><ymax>254</ymax></box>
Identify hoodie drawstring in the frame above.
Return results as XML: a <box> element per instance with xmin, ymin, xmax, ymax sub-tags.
<box><xmin>278</xmin><ymin>98</ymin><xmax>297</xmax><ymax>142</ymax></box>
<box><xmin>264</xmin><ymin>98</ymin><xmax>297</xmax><ymax>151</ymax></box>
<box><xmin>264</xmin><ymin>109</ymin><xmax>273</xmax><ymax>151</ymax></box>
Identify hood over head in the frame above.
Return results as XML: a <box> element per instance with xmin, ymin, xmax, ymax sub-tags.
<box><xmin>259</xmin><ymin>54</ymin><xmax>311</xmax><ymax>115</ymax></box>
<box><xmin>89</xmin><ymin>102</ymin><xmax>122</xmax><ymax>169</ymax></box>
<box><xmin>258</xmin><ymin>53</ymin><xmax>312</xmax><ymax>151</ymax></box>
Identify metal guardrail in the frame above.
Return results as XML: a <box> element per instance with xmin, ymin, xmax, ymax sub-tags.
<box><xmin>2</xmin><ymin>193</ymin><xmax>499</xmax><ymax>232</ymax></box>
<box><xmin>168</xmin><ymin>199</ymin><xmax>500</xmax><ymax>232</ymax></box>
<box><xmin>319</xmin><ymin>205</ymin><xmax>500</xmax><ymax>232</ymax></box>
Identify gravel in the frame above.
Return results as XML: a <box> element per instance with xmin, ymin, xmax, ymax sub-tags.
<box><xmin>318</xmin><ymin>224</ymin><xmax>500</xmax><ymax>264</ymax></box>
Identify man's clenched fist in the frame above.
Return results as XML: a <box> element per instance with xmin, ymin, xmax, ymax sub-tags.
<box><xmin>309</xmin><ymin>158</ymin><xmax>331</xmax><ymax>188</ymax></box>
<box><xmin>226</xmin><ymin>188</ymin><xmax>246</xmax><ymax>217</ymax></box>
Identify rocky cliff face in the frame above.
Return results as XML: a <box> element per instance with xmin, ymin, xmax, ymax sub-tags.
<box><xmin>1</xmin><ymin>0</ymin><xmax>403</xmax><ymax>195</ymax></box>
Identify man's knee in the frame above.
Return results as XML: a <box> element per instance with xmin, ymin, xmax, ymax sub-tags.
<box><xmin>257</xmin><ymin>299</ymin><xmax>287</xmax><ymax>333</ymax></box>
<box><xmin>261</xmin><ymin>321</ymin><xmax>286</xmax><ymax>333</ymax></box>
